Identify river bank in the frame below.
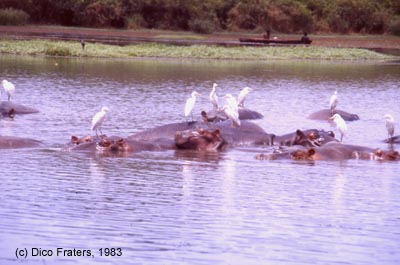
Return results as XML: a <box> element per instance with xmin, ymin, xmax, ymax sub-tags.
<box><xmin>0</xmin><ymin>25</ymin><xmax>399</xmax><ymax>60</ymax></box>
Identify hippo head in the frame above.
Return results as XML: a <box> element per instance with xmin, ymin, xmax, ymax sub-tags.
<box><xmin>71</xmin><ymin>135</ymin><xmax>93</xmax><ymax>145</ymax></box>
<box><xmin>96</xmin><ymin>136</ymin><xmax>132</xmax><ymax>154</ymax></box>
<box><xmin>175</xmin><ymin>128</ymin><xmax>226</xmax><ymax>151</ymax></box>
<box><xmin>291</xmin><ymin>130</ymin><xmax>326</xmax><ymax>147</ymax></box>
<box><xmin>373</xmin><ymin>149</ymin><xmax>400</xmax><ymax>161</ymax></box>
<box><xmin>290</xmin><ymin>148</ymin><xmax>320</xmax><ymax>160</ymax></box>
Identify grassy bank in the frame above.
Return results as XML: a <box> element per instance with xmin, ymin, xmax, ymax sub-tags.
<box><xmin>0</xmin><ymin>39</ymin><xmax>395</xmax><ymax>61</ymax></box>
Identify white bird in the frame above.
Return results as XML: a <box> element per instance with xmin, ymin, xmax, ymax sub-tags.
<box><xmin>330</xmin><ymin>113</ymin><xmax>347</xmax><ymax>142</ymax></box>
<box><xmin>384</xmin><ymin>114</ymin><xmax>395</xmax><ymax>142</ymax></box>
<box><xmin>184</xmin><ymin>91</ymin><xmax>201</xmax><ymax>122</ymax></box>
<box><xmin>209</xmin><ymin>83</ymin><xmax>219</xmax><ymax>110</ymax></box>
<box><xmin>329</xmin><ymin>90</ymin><xmax>338</xmax><ymax>114</ymax></box>
<box><xmin>91</xmin><ymin>106</ymin><xmax>109</xmax><ymax>137</ymax></box>
<box><xmin>223</xmin><ymin>94</ymin><xmax>240</xmax><ymax>127</ymax></box>
<box><xmin>237</xmin><ymin>87</ymin><xmax>251</xmax><ymax>107</ymax></box>
<box><xmin>2</xmin><ymin>80</ymin><xmax>15</xmax><ymax>101</ymax></box>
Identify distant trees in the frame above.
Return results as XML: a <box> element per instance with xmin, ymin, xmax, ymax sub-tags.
<box><xmin>1</xmin><ymin>0</ymin><xmax>399</xmax><ymax>35</ymax></box>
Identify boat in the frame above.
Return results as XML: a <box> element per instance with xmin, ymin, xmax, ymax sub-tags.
<box><xmin>239</xmin><ymin>37</ymin><xmax>312</xmax><ymax>45</ymax></box>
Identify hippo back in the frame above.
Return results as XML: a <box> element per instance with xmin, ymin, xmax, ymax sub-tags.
<box><xmin>0</xmin><ymin>136</ymin><xmax>42</xmax><ymax>149</ymax></box>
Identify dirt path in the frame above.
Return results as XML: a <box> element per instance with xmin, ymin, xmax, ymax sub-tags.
<box><xmin>1</xmin><ymin>25</ymin><xmax>400</xmax><ymax>53</ymax></box>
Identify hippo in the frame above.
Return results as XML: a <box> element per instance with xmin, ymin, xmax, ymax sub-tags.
<box><xmin>205</xmin><ymin>107</ymin><xmax>264</xmax><ymax>122</ymax></box>
<box><xmin>257</xmin><ymin>142</ymin><xmax>399</xmax><ymax>161</ymax></box>
<box><xmin>0</xmin><ymin>135</ymin><xmax>42</xmax><ymax>149</ymax></box>
<box><xmin>308</xmin><ymin>109</ymin><xmax>359</xmax><ymax>121</ymax></box>
<box><xmin>175</xmin><ymin>128</ymin><xmax>227</xmax><ymax>151</ymax></box>
<box><xmin>256</xmin><ymin>145</ymin><xmax>307</xmax><ymax>160</ymax></box>
<box><xmin>128</xmin><ymin>120</ymin><xmax>274</xmax><ymax>147</ymax></box>
<box><xmin>64</xmin><ymin>129</ymin><xmax>227</xmax><ymax>154</ymax></box>
<box><xmin>273</xmin><ymin>129</ymin><xmax>337</xmax><ymax>147</ymax></box>
<box><xmin>63</xmin><ymin>135</ymin><xmax>167</xmax><ymax>155</ymax></box>
<box><xmin>0</xmin><ymin>101</ymin><xmax>39</xmax><ymax>117</ymax></box>
<box><xmin>292</xmin><ymin>144</ymin><xmax>399</xmax><ymax>161</ymax></box>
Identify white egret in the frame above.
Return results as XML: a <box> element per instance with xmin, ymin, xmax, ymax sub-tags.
<box><xmin>184</xmin><ymin>91</ymin><xmax>201</xmax><ymax>122</ymax></box>
<box><xmin>223</xmin><ymin>104</ymin><xmax>240</xmax><ymax>127</ymax></box>
<box><xmin>91</xmin><ymin>106</ymin><xmax>109</xmax><ymax>137</ymax></box>
<box><xmin>329</xmin><ymin>90</ymin><xmax>338</xmax><ymax>114</ymax></box>
<box><xmin>330</xmin><ymin>113</ymin><xmax>347</xmax><ymax>142</ymax></box>
<box><xmin>2</xmin><ymin>80</ymin><xmax>15</xmax><ymax>101</ymax></box>
<box><xmin>237</xmin><ymin>87</ymin><xmax>251</xmax><ymax>107</ymax></box>
<box><xmin>223</xmin><ymin>94</ymin><xmax>240</xmax><ymax>127</ymax></box>
<box><xmin>209</xmin><ymin>83</ymin><xmax>219</xmax><ymax>110</ymax></box>
<box><xmin>384</xmin><ymin>114</ymin><xmax>395</xmax><ymax>142</ymax></box>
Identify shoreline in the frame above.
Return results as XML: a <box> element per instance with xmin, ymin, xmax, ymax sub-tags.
<box><xmin>0</xmin><ymin>25</ymin><xmax>399</xmax><ymax>61</ymax></box>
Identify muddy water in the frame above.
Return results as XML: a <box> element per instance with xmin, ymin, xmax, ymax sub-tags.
<box><xmin>0</xmin><ymin>55</ymin><xmax>399</xmax><ymax>264</ymax></box>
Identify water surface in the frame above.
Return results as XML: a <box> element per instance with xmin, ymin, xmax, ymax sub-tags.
<box><xmin>0</xmin><ymin>55</ymin><xmax>399</xmax><ymax>264</ymax></box>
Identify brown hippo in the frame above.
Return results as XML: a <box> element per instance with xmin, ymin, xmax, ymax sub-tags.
<box><xmin>308</xmin><ymin>109</ymin><xmax>359</xmax><ymax>121</ymax></box>
<box><xmin>257</xmin><ymin>142</ymin><xmax>399</xmax><ymax>161</ymax></box>
<box><xmin>256</xmin><ymin>145</ymin><xmax>307</xmax><ymax>160</ymax></box>
<box><xmin>290</xmin><ymin>142</ymin><xmax>398</xmax><ymax>161</ymax></box>
<box><xmin>0</xmin><ymin>101</ymin><xmax>39</xmax><ymax>116</ymax></box>
<box><xmin>175</xmin><ymin>128</ymin><xmax>227</xmax><ymax>151</ymax></box>
<box><xmin>64</xmin><ymin>130</ymin><xmax>227</xmax><ymax>154</ymax></box>
<box><xmin>63</xmin><ymin>135</ymin><xmax>167</xmax><ymax>155</ymax></box>
<box><xmin>0</xmin><ymin>135</ymin><xmax>42</xmax><ymax>149</ymax></box>
<box><xmin>273</xmin><ymin>129</ymin><xmax>337</xmax><ymax>147</ymax></box>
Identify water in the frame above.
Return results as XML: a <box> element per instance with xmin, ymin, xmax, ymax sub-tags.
<box><xmin>0</xmin><ymin>55</ymin><xmax>400</xmax><ymax>264</ymax></box>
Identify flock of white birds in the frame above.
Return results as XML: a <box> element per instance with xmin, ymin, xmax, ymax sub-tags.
<box><xmin>1</xmin><ymin>79</ymin><xmax>396</xmax><ymax>143</ymax></box>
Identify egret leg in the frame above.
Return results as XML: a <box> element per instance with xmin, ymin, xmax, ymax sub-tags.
<box><xmin>340</xmin><ymin>134</ymin><xmax>343</xmax><ymax>142</ymax></box>
<box><xmin>8</xmin><ymin>95</ymin><xmax>11</xmax><ymax>101</ymax></box>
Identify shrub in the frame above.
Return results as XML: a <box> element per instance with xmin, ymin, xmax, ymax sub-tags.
<box><xmin>188</xmin><ymin>19</ymin><xmax>215</xmax><ymax>34</ymax></box>
<box><xmin>45</xmin><ymin>46</ymin><xmax>71</xmax><ymax>57</ymax></box>
<box><xmin>125</xmin><ymin>14</ymin><xmax>147</xmax><ymax>29</ymax></box>
<box><xmin>0</xmin><ymin>8</ymin><xmax>29</xmax><ymax>25</ymax></box>
<box><xmin>389</xmin><ymin>17</ymin><xmax>400</xmax><ymax>36</ymax></box>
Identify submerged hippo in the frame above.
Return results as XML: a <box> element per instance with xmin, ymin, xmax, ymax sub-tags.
<box><xmin>63</xmin><ymin>135</ymin><xmax>167</xmax><ymax>155</ymax></box>
<box><xmin>0</xmin><ymin>101</ymin><xmax>39</xmax><ymax>117</ymax></box>
<box><xmin>175</xmin><ymin>128</ymin><xmax>227</xmax><ymax>151</ymax></box>
<box><xmin>129</xmin><ymin>120</ymin><xmax>274</xmax><ymax>147</ymax></box>
<box><xmin>64</xmin><ymin>129</ymin><xmax>227</xmax><ymax>154</ymax></box>
<box><xmin>273</xmin><ymin>129</ymin><xmax>337</xmax><ymax>147</ymax></box>
<box><xmin>0</xmin><ymin>135</ymin><xmax>42</xmax><ymax>149</ymax></box>
<box><xmin>257</xmin><ymin>141</ymin><xmax>399</xmax><ymax>161</ymax></box>
<box><xmin>308</xmin><ymin>109</ymin><xmax>359</xmax><ymax>121</ymax></box>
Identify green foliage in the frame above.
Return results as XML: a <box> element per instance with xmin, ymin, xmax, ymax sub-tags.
<box><xmin>188</xmin><ymin>19</ymin><xmax>215</xmax><ymax>34</ymax></box>
<box><xmin>0</xmin><ymin>39</ymin><xmax>394</xmax><ymax>61</ymax></box>
<box><xmin>389</xmin><ymin>17</ymin><xmax>400</xmax><ymax>36</ymax></box>
<box><xmin>0</xmin><ymin>0</ymin><xmax>399</xmax><ymax>34</ymax></box>
<box><xmin>0</xmin><ymin>8</ymin><xmax>29</xmax><ymax>25</ymax></box>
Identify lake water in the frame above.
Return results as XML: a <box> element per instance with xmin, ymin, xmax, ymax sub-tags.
<box><xmin>0</xmin><ymin>55</ymin><xmax>399</xmax><ymax>265</ymax></box>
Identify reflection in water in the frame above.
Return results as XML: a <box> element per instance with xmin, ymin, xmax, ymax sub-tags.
<box><xmin>1</xmin><ymin>56</ymin><xmax>400</xmax><ymax>264</ymax></box>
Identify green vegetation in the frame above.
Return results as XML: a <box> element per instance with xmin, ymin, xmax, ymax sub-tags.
<box><xmin>0</xmin><ymin>8</ymin><xmax>29</xmax><ymax>25</ymax></box>
<box><xmin>1</xmin><ymin>0</ymin><xmax>399</xmax><ymax>34</ymax></box>
<box><xmin>0</xmin><ymin>39</ymin><xmax>394</xmax><ymax>61</ymax></box>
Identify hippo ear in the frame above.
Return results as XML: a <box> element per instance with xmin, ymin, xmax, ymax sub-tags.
<box><xmin>100</xmin><ymin>139</ymin><xmax>111</xmax><ymax>147</ymax></box>
<box><xmin>296</xmin><ymin>129</ymin><xmax>305</xmax><ymax>139</ymax></box>
<box><xmin>213</xmin><ymin>129</ymin><xmax>221</xmax><ymax>136</ymax></box>
<box><xmin>117</xmin><ymin>138</ymin><xmax>125</xmax><ymax>146</ymax></box>
<box><xmin>374</xmin><ymin>149</ymin><xmax>383</xmax><ymax>157</ymax></box>
<box><xmin>308</xmin><ymin>148</ymin><xmax>316</xmax><ymax>157</ymax></box>
<box><xmin>198</xmin><ymin>128</ymin><xmax>205</xmax><ymax>135</ymax></box>
<box><xmin>83</xmin><ymin>136</ymin><xmax>92</xmax><ymax>142</ymax></box>
<box><xmin>71</xmin><ymin>136</ymin><xmax>79</xmax><ymax>144</ymax></box>
<box><xmin>328</xmin><ymin>131</ymin><xmax>335</xmax><ymax>138</ymax></box>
